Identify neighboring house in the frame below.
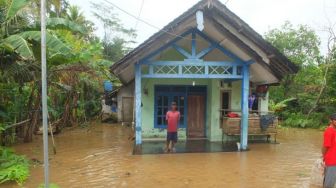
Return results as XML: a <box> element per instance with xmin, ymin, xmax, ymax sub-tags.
<box><xmin>110</xmin><ymin>0</ymin><xmax>297</xmax><ymax>150</ymax></box>
<box><xmin>103</xmin><ymin>83</ymin><xmax>134</xmax><ymax>125</ymax></box>
<box><xmin>115</xmin><ymin>83</ymin><xmax>134</xmax><ymax>125</ymax></box>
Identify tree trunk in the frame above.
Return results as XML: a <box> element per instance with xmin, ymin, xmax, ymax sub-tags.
<box><xmin>62</xmin><ymin>92</ymin><xmax>72</xmax><ymax>127</ymax></box>
<box><xmin>24</xmin><ymin>85</ymin><xmax>41</xmax><ymax>142</ymax></box>
<box><xmin>307</xmin><ymin>65</ymin><xmax>330</xmax><ymax>116</ymax></box>
<box><xmin>71</xmin><ymin>92</ymin><xmax>78</xmax><ymax>126</ymax></box>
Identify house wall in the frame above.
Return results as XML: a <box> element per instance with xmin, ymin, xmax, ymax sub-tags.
<box><xmin>259</xmin><ymin>92</ymin><xmax>269</xmax><ymax>115</ymax></box>
<box><xmin>209</xmin><ymin>80</ymin><xmax>242</xmax><ymax>141</ymax></box>
<box><xmin>117</xmin><ymin>78</ymin><xmax>269</xmax><ymax>141</ymax></box>
<box><xmin>117</xmin><ymin>82</ymin><xmax>134</xmax><ymax>122</ymax></box>
<box><xmin>141</xmin><ymin>78</ymin><xmax>212</xmax><ymax>140</ymax></box>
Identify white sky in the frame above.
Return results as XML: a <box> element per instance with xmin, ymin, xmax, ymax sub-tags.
<box><xmin>68</xmin><ymin>0</ymin><xmax>336</xmax><ymax>54</ymax></box>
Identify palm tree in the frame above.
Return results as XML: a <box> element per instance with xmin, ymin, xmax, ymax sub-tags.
<box><xmin>66</xmin><ymin>5</ymin><xmax>95</xmax><ymax>39</ymax></box>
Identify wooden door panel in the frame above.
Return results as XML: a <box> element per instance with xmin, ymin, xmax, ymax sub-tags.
<box><xmin>122</xmin><ymin>97</ymin><xmax>134</xmax><ymax>122</ymax></box>
<box><xmin>187</xmin><ymin>95</ymin><xmax>205</xmax><ymax>138</ymax></box>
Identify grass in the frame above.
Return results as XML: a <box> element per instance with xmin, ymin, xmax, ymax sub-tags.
<box><xmin>0</xmin><ymin>147</ymin><xmax>30</xmax><ymax>185</ymax></box>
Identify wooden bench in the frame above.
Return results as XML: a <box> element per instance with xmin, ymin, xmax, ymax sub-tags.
<box><xmin>221</xmin><ymin>117</ymin><xmax>278</xmax><ymax>143</ymax></box>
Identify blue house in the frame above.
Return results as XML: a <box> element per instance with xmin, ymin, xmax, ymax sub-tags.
<box><xmin>111</xmin><ymin>0</ymin><xmax>297</xmax><ymax>151</ymax></box>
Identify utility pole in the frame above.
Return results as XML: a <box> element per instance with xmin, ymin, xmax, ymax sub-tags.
<box><xmin>40</xmin><ymin>0</ymin><xmax>49</xmax><ymax>187</ymax></box>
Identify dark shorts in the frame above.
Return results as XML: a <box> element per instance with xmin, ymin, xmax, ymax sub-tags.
<box><xmin>167</xmin><ymin>132</ymin><xmax>177</xmax><ymax>142</ymax></box>
<box><xmin>324</xmin><ymin>166</ymin><xmax>336</xmax><ymax>188</ymax></box>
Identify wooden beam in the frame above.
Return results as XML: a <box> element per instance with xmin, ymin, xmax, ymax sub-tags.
<box><xmin>194</xmin><ymin>29</ymin><xmax>245</xmax><ymax>63</ymax></box>
<box><xmin>240</xmin><ymin>64</ymin><xmax>249</xmax><ymax>150</ymax></box>
<box><xmin>149</xmin><ymin>65</ymin><xmax>154</xmax><ymax>75</ymax></box>
<box><xmin>135</xmin><ymin>64</ymin><xmax>142</xmax><ymax>145</ymax></box>
<box><xmin>172</xmin><ymin>44</ymin><xmax>192</xmax><ymax>59</ymax></box>
<box><xmin>210</xmin><ymin>8</ymin><xmax>298</xmax><ymax>74</ymax></box>
<box><xmin>140</xmin><ymin>29</ymin><xmax>193</xmax><ymax>63</ymax></box>
<box><xmin>141</xmin><ymin>74</ymin><xmax>243</xmax><ymax>79</ymax></box>
<box><xmin>191</xmin><ymin>31</ymin><xmax>196</xmax><ymax>57</ymax></box>
<box><xmin>195</xmin><ymin>45</ymin><xmax>215</xmax><ymax>59</ymax></box>
<box><xmin>207</xmin><ymin>15</ymin><xmax>284</xmax><ymax>80</ymax></box>
<box><xmin>144</xmin><ymin>60</ymin><xmax>244</xmax><ymax>66</ymax></box>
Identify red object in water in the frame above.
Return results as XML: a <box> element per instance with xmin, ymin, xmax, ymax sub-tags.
<box><xmin>227</xmin><ymin>112</ymin><xmax>239</xmax><ymax>118</ymax></box>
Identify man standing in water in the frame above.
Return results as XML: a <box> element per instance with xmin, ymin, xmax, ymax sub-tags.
<box><xmin>322</xmin><ymin>113</ymin><xmax>336</xmax><ymax>188</ymax></box>
<box><xmin>165</xmin><ymin>102</ymin><xmax>180</xmax><ymax>153</ymax></box>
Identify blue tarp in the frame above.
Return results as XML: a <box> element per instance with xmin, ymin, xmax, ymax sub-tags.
<box><xmin>103</xmin><ymin>80</ymin><xmax>113</xmax><ymax>91</ymax></box>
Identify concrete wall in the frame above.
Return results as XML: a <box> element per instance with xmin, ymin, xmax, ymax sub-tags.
<box><xmin>116</xmin><ymin>78</ymin><xmax>269</xmax><ymax>142</ymax></box>
<box><xmin>141</xmin><ymin>78</ymin><xmax>212</xmax><ymax>140</ymax></box>
<box><xmin>139</xmin><ymin>78</ymin><xmax>268</xmax><ymax>142</ymax></box>
<box><xmin>208</xmin><ymin>80</ymin><xmax>246</xmax><ymax>141</ymax></box>
<box><xmin>259</xmin><ymin>92</ymin><xmax>269</xmax><ymax>115</ymax></box>
<box><xmin>117</xmin><ymin>82</ymin><xmax>134</xmax><ymax>122</ymax></box>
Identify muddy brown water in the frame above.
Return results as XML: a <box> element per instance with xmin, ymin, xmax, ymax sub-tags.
<box><xmin>2</xmin><ymin>123</ymin><xmax>324</xmax><ymax>188</ymax></box>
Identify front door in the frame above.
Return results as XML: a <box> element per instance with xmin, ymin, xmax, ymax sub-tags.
<box><xmin>187</xmin><ymin>95</ymin><xmax>205</xmax><ymax>138</ymax></box>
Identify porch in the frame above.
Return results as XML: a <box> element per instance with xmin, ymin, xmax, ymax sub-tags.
<box><xmin>134</xmin><ymin>140</ymin><xmax>238</xmax><ymax>155</ymax></box>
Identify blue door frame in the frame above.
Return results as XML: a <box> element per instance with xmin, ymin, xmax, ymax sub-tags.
<box><xmin>154</xmin><ymin>85</ymin><xmax>207</xmax><ymax>137</ymax></box>
<box><xmin>134</xmin><ymin>28</ymin><xmax>253</xmax><ymax>150</ymax></box>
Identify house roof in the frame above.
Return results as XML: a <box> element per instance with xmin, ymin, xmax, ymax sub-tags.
<box><xmin>110</xmin><ymin>0</ymin><xmax>298</xmax><ymax>84</ymax></box>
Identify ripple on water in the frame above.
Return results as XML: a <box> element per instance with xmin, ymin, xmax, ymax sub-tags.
<box><xmin>11</xmin><ymin>124</ymin><xmax>324</xmax><ymax>188</ymax></box>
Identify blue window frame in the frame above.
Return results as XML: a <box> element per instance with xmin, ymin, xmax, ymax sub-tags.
<box><xmin>155</xmin><ymin>87</ymin><xmax>187</xmax><ymax>129</ymax></box>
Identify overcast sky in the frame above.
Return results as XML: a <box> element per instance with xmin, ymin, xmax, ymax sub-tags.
<box><xmin>68</xmin><ymin>0</ymin><xmax>336</xmax><ymax>54</ymax></box>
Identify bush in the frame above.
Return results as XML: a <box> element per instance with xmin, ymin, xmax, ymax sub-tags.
<box><xmin>0</xmin><ymin>147</ymin><xmax>30</xmax><ymax>185</ymax></box>
<box><xmin>281</xmin><ymin>112</ymin><xmax>328</xmax><ymax>128</ymax></box>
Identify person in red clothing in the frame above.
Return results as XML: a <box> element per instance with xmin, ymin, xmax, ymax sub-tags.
<box><xmin>165</xmin><ymin>101</ymin><xmax>180</xmax><ymax>153</ymax></box>
<box><xmin>322</xmin><ymin>113</ymin><xmax>336</xmax><ymax>188</ymax></box>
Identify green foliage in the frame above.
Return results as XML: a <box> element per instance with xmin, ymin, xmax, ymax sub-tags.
<box><xmin>30</xmin><ymin>17</ymin><xmax>87</xmax><ymax>34</ymax></box>
<box><xmin>266</xmin><ymin>22</ymin><xmax>336</xmax><ymax>129</ymax></box>
<box><xmin>91</xmin><ymin>1</ymin><xmax>136</xmax><ymax>62</ymax></box>
<box><xmin>0</xmin><ymin>147</ymin><xmax>30</xmax><ymax>185</ymax></box>
<box><xmin>281</xmin><ymin>112</ymin><xmax>327</xmax><ymax>129</ymax></box>
<box><xmin>0</xmin><ymin>0</ymin><xmax>127</xmax><ymax>146</ymax></box>
<box><xmin>2</xmin><ymin>35</ymin><xmax>34</xmax><ymax>58</ymax></box>
<box><xmin>269</xmin><ymin>97</ymin><xmax>296</xmax><ymax>112</ymax></box>
<box><xmin>5</xmin><ymin>0</ymin><xmax>30</xmax><ymax>21</ymax></box>
<box><xmin>265</xmin><ymin>21</ymin><xmax>321</xmax><ymax>67</ymax></box>
<box><xmin>103</xmin><ymin>37</ymin><xmax>131</xmax><ymax>62</ymax></box>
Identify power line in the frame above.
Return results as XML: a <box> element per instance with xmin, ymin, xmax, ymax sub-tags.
<box><xmin>224</xmin><ymin>0</ymin><xmax>230</xmax><ymax>5</ymax></box>
<box><xmin>103</xmin><ymin>0</ymin><xmax>207</xmax><ymax>42</ymax></box>
<box><xmin>134</xmin><ymin>0</ymin><xmax>145</xmax><ymax>30</ymax></box>
<box><xmin>103</xmin><ymin>0</ymin><xmax>219</xmax><ymax>77</ymax></box>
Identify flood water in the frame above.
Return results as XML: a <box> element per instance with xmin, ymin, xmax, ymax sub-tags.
<box><xmin>3</xmin><ymin>123</ymin><xmax>324</xmax><ymax>188</ymax></box>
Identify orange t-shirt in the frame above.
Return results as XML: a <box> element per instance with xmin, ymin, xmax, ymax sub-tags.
<box><xmin>166</xmin><ymin>111</ymin><xmax>180</xmax><ymax>132</ymax></box>
<box><xmin>323</xmin><ymin>125</ymin><xmax>336</xmax><ymax>166</ymax></box>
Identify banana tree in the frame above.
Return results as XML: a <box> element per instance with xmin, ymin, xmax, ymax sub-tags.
<box><xmin>1</xmin><ymin>0</ymin><xmax>86</xmax><ymax>61</ymax></box>
<box><xmin>0</xmin><ymin>0</ymin><xmax>91</xmax><ymax>142</ymax></box>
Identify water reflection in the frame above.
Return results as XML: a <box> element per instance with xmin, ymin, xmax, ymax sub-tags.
<box><xmin>7</xmin><ymin>124</ymin><xmax>323</xmax><ymax>188</ymax></box>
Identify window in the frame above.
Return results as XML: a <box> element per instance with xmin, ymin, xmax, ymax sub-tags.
<box><xmin>155</xmin><ymin>86</ymin><xmax>187</xmax><ymax>128</ymax></box>
<box><xmin>155</xmin><ymin>93</ymin><xmax>186</xmax><ymax>128</ymax></box>
<box><xmin>173</xmin><ymin>95</ymin><xmax>185</xmax><ymax>126</ymax></box>
<box><xmin>156</xmin><ymin>95</ymin><xmax>169</xmax><ymax>127</ymax></box>
<box><xmin>221</xmin><ymin>91</ymin><xmax>231</xmax><ymax>117</ymax></box>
